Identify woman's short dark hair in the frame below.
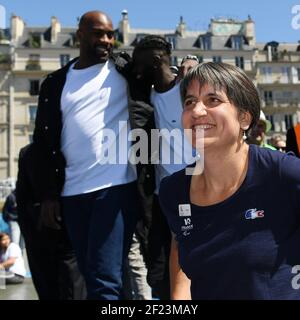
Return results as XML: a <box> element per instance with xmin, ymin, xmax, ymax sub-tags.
<box><xmin>180</xmin><ymin>62</ymin><xmax>260</xmax><ymax>129</ymax></box>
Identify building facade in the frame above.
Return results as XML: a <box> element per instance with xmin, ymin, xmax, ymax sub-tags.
<box><xmin>0</xmin><ymin>11</ymin><xmax>299</xmax><ymax>180</ymax></box>
<box><xmin>256</xmin><ymin>42</ymin><xmax>300</xmax><ymax>132</ymax></box>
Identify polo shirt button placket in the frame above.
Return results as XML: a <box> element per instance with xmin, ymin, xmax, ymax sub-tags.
<box><xmin>44</xmin><ymin>97</ymin><xmax>49</xmax><ymax>131</ymax></box>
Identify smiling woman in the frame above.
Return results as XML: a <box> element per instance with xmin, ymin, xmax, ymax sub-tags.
<box><xmin>180</xmin><ymin>62</ymin><xmax>259</xmax><ymax>153</ymax></box>
<box><xmin>159</xmin><ymin>62</ymin><xmax>300</xmax><ymax>300</ymax></box>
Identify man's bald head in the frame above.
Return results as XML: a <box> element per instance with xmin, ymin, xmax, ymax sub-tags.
<box><xmin>75</xmin><ymin>10</ymin><xmax>115</xmax><ymax>67</ymax></box>
<box><xmin>78</xmin><ymin>11</ymin><xmax>113</xmax><ymax>31</ymax></box>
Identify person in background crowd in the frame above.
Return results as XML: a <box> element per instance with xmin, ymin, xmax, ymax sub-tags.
<box><xmin>0</xmin><ymin>232</ymin><xmax>26</xmax><ymax>284</ymax></box>
<box><xmin>270</xmin><ymin>134</ymin><xmax>286</xmax><ymax>152</ymax></box>
<box><xmin>2</xmin><ymin>189</ymin><xmax>24</xmax><ymax>250</ymax></box>
<box><xmin>132</xmin><ymin>35</ymin><xmax>198</xmax><ymax>299</ymax></box>
<box><xmin>247</xmin><ymin>110</ymin><xmax>275</xmax><ymax>150</ymax></box>
<box><xmin>123</xmin><ymin>232</ymin><xmax>152</xmax><ymax>300</ymax></box>
<box><xmin>16</xmin><ymin>143</ymin><xmax>86</xmax><ymax>300</ymax></box>
<box><xmin>177</xmin><ymin>55</ymin><xmax>199</xmax><ymax>81</ymax></box>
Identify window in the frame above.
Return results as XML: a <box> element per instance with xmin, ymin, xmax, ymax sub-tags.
<box><xmin>264</xmin><ymin>42</ymin><xmax>279</xmax><ymax>61</ymax></box>
<box><xmin>60</xmin><ymin>54</ymin><xmax>70</xmax><ymax>67</ymax></box>
<box><xmin>29</xmin><ymin>105</ymin><xmax>37</xmax><ymax>122</ymax></box>
<box><xmin>136</xmin><ymin>34</ymin><xmax>146</xmax><ymax>43</ymax></box>
<box><xmin>270</xmin><ymin>45</ymin><xmax>278</xmax><ymax>61</ymax></box>
<box><xmin>284</xmin><ymin>114</ymin><xmax>293</xmax><ymax>131</ymax></box>
<box><xmin>266</xmin><ymin>115</ymin><xmax>274</xmax><ymax>131</ymax></box>
<box><xmin>166</xmin><ymin>36</ymin><xmax>177</xmax><ymax>49</ymax></box>
<box><xmin>261</xmin><ymin>67</ymin><xmax>272</xmax><ymax>83</ymax></box>
<box><xmin>197</xmin><ymin>56</ymin><xmax>203</xmax><ymax>63</ymax></box>
<box><xmin>281</xmin><ymin>67</ymin><xmax>290</xmax><ymax>83</ymax></box>
<box><xmin>235</xmin><ymin>57</ymin><xmax>244</xmax><ymax>69</ymax></box>
<box><xmin>198</xmin><ymin>36</ymin><xmax>211</xmax><ymax>50</ymax></box>
<box><xmin>170</xmin><ymin>56</ymin><xmax>178</xmax><ymax>66</ymax></box>
<box><xmin>264</xmin><ymin>91</ymin><xmax>273</xmax><ymax>104</ymax></box>
<box><xmin>71</xmin><ymin>33</ymin><xmax>80</xmax><ymax>48</ymax></box>
<box><xmin>29</xmin><ymin>80</ymin><xmax>39</xmax><ymax>96</ymax></box>
<box><xmin>282</xmin><ymin>91</ymin><xmax>292</xmax><ymax>102</ymax></box>
<box><xmin>297</xmin><ymin>68</ymin><xmax>300</xmax><ymax>81</ymax></box>
<box><xmin>29</xmin><ymin>134</ymin><xmax>33</xmax><ymax>143</ymax></box>
<box><xmin>212</xmin><ymin>56</ymin><xmax>222</xmax><ymax>63</ymax></box>
<box><xmin>28</xmin><ymin>33</ymin><xmax>41</xmax><ymax>48</ymax></box>
<box><xmin>232</xmin><ymin>36</ymin><xmax>243</xmax><ymax>50</ymax></box>
<box><xmin>26</xmin><ymin>54</ymin><xmax>41</xmax><ymax>70</ymax></box>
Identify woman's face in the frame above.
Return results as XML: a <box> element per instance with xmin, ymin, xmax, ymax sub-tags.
<box><xmin>0</xmin><ymin>235</ymin><xmax>10</xmax><ymax>249</ymax></box>
<box><xmin>182</xmin><ymin>80</ymin><xmax>244</xmax><ymax>150</ymax></box>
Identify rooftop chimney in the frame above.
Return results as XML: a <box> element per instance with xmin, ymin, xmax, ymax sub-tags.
<box><xmin>51</xmin><ymin>16</ymin><xmax>61</xmax><ymax>43</ymax></box>
<box><xmin>119</xmin><ymin>10</ymin><xmax>130</xmax><ymax>46</ymax></box>
<box><xmin>11</xmin><ymin>15</ymin><xmax>24</xmax><ymax>42</ymax></box>
<box><xmin>176</xmin><ymin>16</ymin><xmax>186</xmax><ymax>37</ymax></box>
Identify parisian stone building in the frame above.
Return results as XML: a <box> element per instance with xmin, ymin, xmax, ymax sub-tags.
<box><xmin>0</xmin><ymin>10</ymin><xmax>299</xmax><ymax>181</ymax></box>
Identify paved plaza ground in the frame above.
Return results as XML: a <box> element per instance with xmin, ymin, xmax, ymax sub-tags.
<box><xmin>0</xmin><ymin>277</ymin><xmax>38</xmax><ymax>300</ymax></box>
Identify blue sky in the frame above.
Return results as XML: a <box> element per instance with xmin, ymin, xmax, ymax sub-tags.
<box><xmin>0</xmin><ymin>0</ymin><xmax>300</xmax><ymax>42</ymax></box>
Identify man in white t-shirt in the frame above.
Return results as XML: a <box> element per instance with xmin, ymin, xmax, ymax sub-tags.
<box><xmin>32</xmin><ymin>11</ymin><xmax>152</xmax><ymax>300</ymax></box>
<box><xmin>132</xmin><ymin>36</ymin><xmax>198</xmax><ymax>299</ymax></box>
<box><xmin>0</xmin><ymin>232</ymin><xmax>26</xmax><ymax>284</ymax></box>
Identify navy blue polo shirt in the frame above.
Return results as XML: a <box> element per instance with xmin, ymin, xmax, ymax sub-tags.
<box><xmin>159</xmin><ymin>144</ymin><xmax>300</xmax><ymax>299</ymax></box>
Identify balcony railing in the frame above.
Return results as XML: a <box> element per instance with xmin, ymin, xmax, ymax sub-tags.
<box><xmin>25</xmin><ymin>60</ymin><xmax>41</xmax><ymax>70</ymax></box>
<box><xmin>262</xmin><ymin>99</ymin><xmax>300</xmax><ymax>109</ymax></box>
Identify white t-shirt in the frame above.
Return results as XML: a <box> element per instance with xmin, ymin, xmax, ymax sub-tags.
<box><xmin>0</xmin><ymin>243</ymin><xmax>26</xmax><ymax>277</ymax></box>
<box><xmin>151</xmin><ymin>83</ymin><xmax>196</xmax><ymax>193</ymax></box>
<box><xmin>60</xmin><ymin>60</ymin><xmax>137</xmax><ymax>196</ymax></box>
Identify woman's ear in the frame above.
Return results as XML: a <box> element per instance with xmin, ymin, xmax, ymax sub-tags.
<box><xmin>239</xmin><ymin>111</ymin><xmax>252</xmax><ymax>131</ymax></box>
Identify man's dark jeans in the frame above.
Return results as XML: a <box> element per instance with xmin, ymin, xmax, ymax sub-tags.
<box><xmin>62</xmin><ymin>182</ymin><xmax>139</xmax><ymax>300</ymax></box>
